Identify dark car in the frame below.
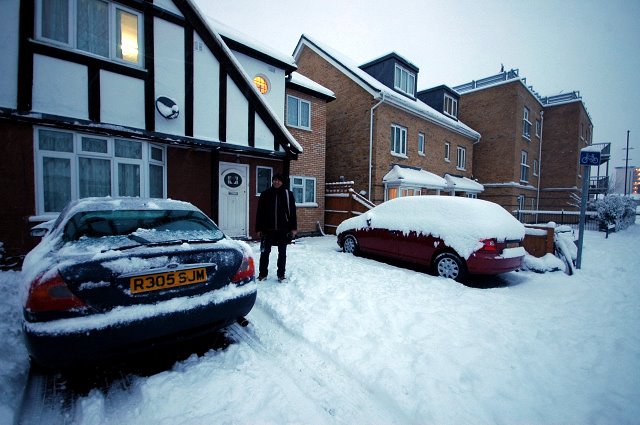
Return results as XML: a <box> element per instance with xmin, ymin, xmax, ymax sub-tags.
<box><xmin>21</xmin><ymin>197</ymin><xmax>256</xmax><ymax>369</ymax></box>
<box><xmin>336</xmin><ymin>196</ymin><xmax>526</xmax><ymax>281</ymax></box>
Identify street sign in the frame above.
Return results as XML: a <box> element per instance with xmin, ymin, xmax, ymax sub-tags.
<box><xmin>579</xmin><ymin>149</ymin><xmax>601</xmax><ymax>166</ymax></box>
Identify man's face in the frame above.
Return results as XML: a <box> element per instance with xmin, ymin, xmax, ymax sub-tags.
<box><xmin>272</xmin><ymin>178</ymin><xmax>283</xmax><ymax>188</ymax></box>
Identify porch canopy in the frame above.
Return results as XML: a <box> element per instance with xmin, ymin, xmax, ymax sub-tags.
<box><xmin>444</xmin><ymin>174</ymin><xmax>484</xmax><ymax>194</ymax></box>
<box><xmin>383</xmin><ymin>165</ymin><xmax>447</xmax><ymax>189</ymax></box>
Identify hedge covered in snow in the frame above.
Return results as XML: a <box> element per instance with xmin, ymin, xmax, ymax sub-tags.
<box><xmin>594</xmin><ymin>195</ymin><xmax>637</xmax><ymax>230</ymax></box>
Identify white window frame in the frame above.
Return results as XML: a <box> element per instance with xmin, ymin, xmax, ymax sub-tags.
<box><xmin>391</xmin><ymin>124</ymin><xmax>408</xmax><ymax>157</ymax></box>
<box><xmin>533</xmin><ymin>159</ymin><xmax>539</xmax><ymax>176</ymax></box>
<box><xmin>520</xmin><ymin>150</ymin><xmax>529</xmax><ymax>182</ymax></box>
<box><xmin>443</xmin><ymin>94</ymin><xmax>458</xmax><ymax>119</ymax></box>
<box><xmin>256</xmin><ymin>166</ymin><xmax>273</xmax><ymax>195</ymax></box>
<box><xmin>466</xmin><ymin>193</ymin><xmax>478</xmax><ymax>199</ymax></box>
<box><xmin>444</xmin><ymin>142</ymin><xmax>451</xmax><ymax>162</ymax></box>
<box><xmin>394</xmin><ymin>64</ymin><xmax>415</xmax><ymax>96</ymax></box>
<box><xmin>286</xmin><ymin>95</ymin><xmax>311</xmax><ymax>130</ymax></box>
<box><xmin>289</xmin><ymin>175</ymin><xmax>317</xmax><ymax>206</ymax></box>
<box><xmin>35</xmin><ymin>0</ymin><xmax>144</xmax><ymax>67</ymax></box>
<box><xmin>535</xmin><ymin>119</ymin><xmax>541</xmax><ymax>138</ymax></box>
<box><xmin>523</xmin><ymin>107</ymin><xmax>532</xmax><ymax>139</ymax></box>
<box><xmin>456</xmin><ymin>146</ymin><xmax>466</xmax><ymax>170</ymax></box>
<box><xmin>34</xmin><ymin>127</ymin><xmax>166</xmax><ymax>214</ymax></box>
<box><xmin>418</xmin><ymin>132</ymin><xmax>425</xmax><ymax>156</ymax></box>
<box><xmin>517</xmin><ymin>195</ymin><xmax>525</xmax><ymax>211</ymax></box>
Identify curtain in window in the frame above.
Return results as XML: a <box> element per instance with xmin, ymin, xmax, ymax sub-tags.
<box><xmin>287</xmin><ymin>97</ymin><xmax>299</xmax><ymax>127</ymax></box>
<box><xmin>149</xmin><ymin>164</ymin><xmax>163</xmax><ymax>198</ymax></box>
<box><xmin>300</xmin><ymin>102</ymin><xmax>310</xmax><ymax>128</ymax></box>
<box><xmin>77</xmin><ymin>0</ymin><xmax>109</xmax><ymax>58</ymax></box>
<box><xmin>304</xmin><ymin>179</ymin><xmax>315</xmax><ymax>203</ymax></box>
<box><xmin>43</xmin><ymin>157</ymin><xmax>71</xmax><ymax>212</ymax></box>
<box><xmin>41</xmin><ymin>0</ymin><xmax>69</xmax><ymax>43</ymax></box>
<box><xmin>115</xmin><ymin>139</ymin><xmax>142</xmax><ymax>159</ymax></box>
<box><xmin>116</xmin><ymin>8</ymin><xmax>139</xmax><ymax>63</ymax></box>
<box><xmin>118</xmin><ymin>163</ymin><xmax>140</xmax><ymax>196</ymax></box>
<box><xmin>79</xmin><ymin>157</ymin><xmax>111</xmax><ymax>198</ymax></box>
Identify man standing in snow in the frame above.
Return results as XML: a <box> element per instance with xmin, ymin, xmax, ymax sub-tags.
<box><xmin>256</xmin><ymin>174</ymin><xmax>297</xmax><ymax>282</ymax></box>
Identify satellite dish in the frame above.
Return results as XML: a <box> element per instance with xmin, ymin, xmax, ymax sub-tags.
<box><xmin>155</xmin><ymin>96</ymin><xmax>179</xmax><ymax>119</ymax></box>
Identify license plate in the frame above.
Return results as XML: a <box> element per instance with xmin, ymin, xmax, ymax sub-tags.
<box><xmin>130</xmin><ymin>267</ymin><xmax>208</xmax><ymax>294</ymax></box>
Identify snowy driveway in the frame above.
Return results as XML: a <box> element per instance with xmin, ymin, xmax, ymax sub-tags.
<box><xmin>2</xmin><ymin>227</ymin><xmax>639</xmax><ymax>424</ymax></box>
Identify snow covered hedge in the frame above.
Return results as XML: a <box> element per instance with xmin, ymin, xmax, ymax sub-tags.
<box><xmin>594</xmin><ymin>195</ymin><xmax>636</xmax><ymax>231</ymax></box>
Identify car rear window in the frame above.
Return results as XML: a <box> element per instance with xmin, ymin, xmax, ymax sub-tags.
<box><xmin>63</xmin><ymin>209</ymin><xmax>222</xmax><ymax>241</ymax></box>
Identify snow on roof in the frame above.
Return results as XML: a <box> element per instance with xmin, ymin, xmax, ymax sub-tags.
<box><xmin>288</xmin><ymin>72</ymin><xmax>335</xmax><ymax>99</ymax></box>
<box><xmin>444</xmin><ymin>174</ymin><xmax>484</xmax><ymax>193</ymax></box>
<box><xmin>383</xmin><ymin>165</ymin><xmax>447</xmax><ymax>189</ymax></box>
<box><xmin>203</xmin><ymin>15</ymin><xmax>297</xmax><ymax>69</ymax></box>
<box><xmin>336</xmin><ymin>196</ymin><xmax>525</xmax><ymax>259</ymax></box>
<box><xmin>294</xmin><ymin>35</ymin><xmax>480</xmax><ymax>141</ymax></box>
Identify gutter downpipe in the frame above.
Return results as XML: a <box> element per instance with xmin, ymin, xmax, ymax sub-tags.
<box><xmin>536</xmin><ymin>111</ymin><xmax>544</xmax><ymax>214</ymax></box>
<box><xmin>369</xmin><ymin>92</ymin><xmax>385</xmax><ymax>201</ymax></box>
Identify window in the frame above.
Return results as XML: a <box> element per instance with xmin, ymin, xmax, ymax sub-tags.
<box><xmin>520</xmin><ymin>151</ymin><xmax>529</xmax><ymax>182</ymax></box>
<box><xmin>443</xmin><ymin>94</ymin><xmax>458</xmax><ymax>118</ymax></box>
<box><xmin>286</xmin><ymin>95</ymin><xmax>311</xmax><ymax>130</ymax></box>
<box><xmin>35</xmin><ymin>128</ymin><xmax>165</xmax><ymax>214</ymax></box>
<box><xmin>253</xmin><ymin>76</ymin><xmax>269</xmax><ymax>94</ymax></box>
<box><xmin>290</xmin><ymin>176</ymin><xmax>316</xmax><ymax>205</ymax></box>
<box><xmin>418</xmin><ymin>133</ymin><xmax>425</xmax><ymax>155</ymax></box>
<box><xmin>444</xmin><ymin>142</ymin><xmax>450</xmax><ymax>162</ymax></box>
<box><xmin>523</xmin><ymin>107</ymin><xmax>531</xmax><ymax>139</ymax></box>
<box><xmin>394</xmin><ymin>64</ymin><xmax>415</xmax><ymax>96</ymax></box>
<box><xmin>533</xmin><ymin>159</ymin><xmax>539</xmax><ymax>176</ymax></box>
<box><xmin>256</xmin><ymin>166</ymin><xmax>272</xmax><ymax>195</ymax></box>
<box><xmin>456</xmin><ymin>146</ymin><xmax>466</xmax><ymax>170</ymax></box>
<box><xmin>535</xmin><ymin>119</ymin><xmax>541</xmax><ymax>138</ymax></box>
<box><xmin>386</xmin><ymin>186</ymin><xmax>420</xmax><ymax>201</ymax></box>
<box><xmin>517</xmin><ymin>195</ymin><xmax>525</xmax><ymax>211</ymax></box>
<box><xmin>391</xmin><ymin>124</ymin><xmax>407</xmax><ymax>156</ymax></box>
<box><xmin>37</xmin><ymin>0</ymin><xmax>142</xmax><ymax>66</ymax></box>
<box><xmin>466</xmin><ymin>193</ymin><xmax>477</xmax><ymax>199</ymax></box>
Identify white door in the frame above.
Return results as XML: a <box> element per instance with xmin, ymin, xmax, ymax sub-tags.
<box><xmin>219</xmin><ymin>162</ymin><xmax>249</xmax><ymax>237</ymax></box>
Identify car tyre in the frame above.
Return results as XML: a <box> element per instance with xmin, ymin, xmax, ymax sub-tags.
<box><xmin>342</xmin><ymin>234</ymin><xmax>359</xmax><ymax>255</ymax></box>
<box><xmin>433</xmin><ymin>252</ymin><xmax>466</xmax><ymax>281</ymax></box>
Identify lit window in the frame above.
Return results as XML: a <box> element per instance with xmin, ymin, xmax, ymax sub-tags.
<box><xmin>253</xmin><ymin>76</ymin><xmax>269</xmax><ymax>94</ymax></box>
<box><xmin>443</xmin><ymin>94</ymin><xmax>458</xmax><ymax>118</ymax></box>
<box><xmin>391</xmin><ymin>124</ymin><xmax>407</xmax><ymax>156</ymax></box>
<box><xmin>35</xmin><ymin>128</ymin><xmax>165</xmax><ymax>214</ymax></box>
<box><xmin>456</xmin><ymin>146</ymin><xmax>466</xmax><ymax>170</ymax></box>
<box><xmin>37</xmin><ymin>0</ymin><xmax>143</xmax><ymax>66</ymax></box>
<box><xmin>286</xmin><ymin>95</ymin><xmax>311</xmax><ymax>129</ymax></box>
<box><xmin>418</xmin><ymin>133</ymin><xmax>425</xmax><ymax>155</ymax></box>
<box><xmin>394</xmin><ymin>64</ymin><xmax>415</xmax><ymax>96</ymax></box>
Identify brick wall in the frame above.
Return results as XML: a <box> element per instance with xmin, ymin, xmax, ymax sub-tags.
<box><xmin>287</xmin><ymin>86</ymin><xmax>328</xmax><ymax>235</ymax></box>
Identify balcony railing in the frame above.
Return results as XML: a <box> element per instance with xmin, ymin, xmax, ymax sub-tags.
<box><xmin>453</xmin><ymin>69</ymin><xmax>520</xmax><ymax>93</ymax></box>
<box><xmin>589</xmin><ymin>176</ymin><xmax>609</xmax><ymax>194</ymax></box>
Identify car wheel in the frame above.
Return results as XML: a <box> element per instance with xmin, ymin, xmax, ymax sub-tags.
<box><xmin>342</xmin><ymin>235</ymin><xmax>359</xmax><ymax>255</ymax></box>
<box><xmin>433</xmin><ymin>252</ymin><xmax>466</xmax><ymax>281</ymax></box>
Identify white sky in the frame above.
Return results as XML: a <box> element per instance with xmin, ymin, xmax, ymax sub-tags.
<box><xmin>196</xmin><ymin>0</ymin><xmax>640</xmax><ymax>169</ymax></box>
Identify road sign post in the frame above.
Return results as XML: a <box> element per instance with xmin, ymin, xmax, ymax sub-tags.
<box><xmin>576</xmin><ymin>147</ymin><xmax>603</xmax><ymax>269</ymax></box>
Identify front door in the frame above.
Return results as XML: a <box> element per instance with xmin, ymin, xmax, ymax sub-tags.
<box><xmin>219</xmin><ymin>162</ymin><xmax>248</xmax><ymax>237</ymax></box>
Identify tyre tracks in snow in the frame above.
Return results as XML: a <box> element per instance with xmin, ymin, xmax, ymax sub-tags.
<box><xmin>227</xmin><ymin>304</ymin><xmax>409</xmax><ymax>424</ymax></box>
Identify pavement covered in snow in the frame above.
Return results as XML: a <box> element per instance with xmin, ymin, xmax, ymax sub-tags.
<box><xmin>1</xmin><ymin>225</ymin><xmax>639</xmax><ymax>424</ymax></box>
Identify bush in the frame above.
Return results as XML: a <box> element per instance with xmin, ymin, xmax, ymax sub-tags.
<box><xmin>594</xmin><ymin>195</ymin><xmax>636</xmax><ymax>231</ymax></box>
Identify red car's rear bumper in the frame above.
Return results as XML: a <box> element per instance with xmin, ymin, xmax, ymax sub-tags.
<box><xmin>466</xmin><ymin>252</ymin><xmax>524</xmax><ymax>275</ymax></box>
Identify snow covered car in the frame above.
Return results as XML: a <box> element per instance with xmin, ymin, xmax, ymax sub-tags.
<box><xmin>336</xmin><ymin>196</ymin><xmax>526</xmax><ymax>281</ymax></box>
<box><xmin>21</xmin><ymin>197</ymin><xmax>256</xmax><ymax>369</ymax></box>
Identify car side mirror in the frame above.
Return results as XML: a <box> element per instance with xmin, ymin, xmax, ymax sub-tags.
<box><xmin>30</xmin><ymin>227</ymin><xmax>48</xmax><ymax>238</ymax></box>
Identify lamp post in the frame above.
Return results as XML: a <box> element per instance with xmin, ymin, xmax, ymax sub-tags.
<box><xmin>624</xmin><ymin>131</ymin><xmax>630</xmax><ymax>196</ymax></box>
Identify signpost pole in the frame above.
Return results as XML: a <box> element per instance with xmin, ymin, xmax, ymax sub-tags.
<box><xmin>576</xmin><ymin>164</ymin><xmax>590</xmax><ymax>269</ymax></box>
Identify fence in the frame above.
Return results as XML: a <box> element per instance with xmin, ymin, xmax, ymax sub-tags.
<box><xmin>513</xmin><ymin>210</ymin><xmax>599</xmax><ymax>231</ymax></box>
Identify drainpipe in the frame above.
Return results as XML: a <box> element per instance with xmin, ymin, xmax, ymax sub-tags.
<box><xmin>536</xmin><ymin>111</ymin><xmax>544</xmax><ymax>212</ymax></box>
<box><xmin>369</xmin><ymin>93</ymin><xmax>385</xmax><ymax>201</ymax></box>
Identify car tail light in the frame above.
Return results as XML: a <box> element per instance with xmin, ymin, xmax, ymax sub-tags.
<box><xmin>231</xmin><ymin>255</ymin><xmax>255</xmax><ymax>284</ymax></box>
<box><xmin>479</xmin><ymin>239</ymin><xmax>498</xmax><ymax>252</ymax></box>
<box><xmin>26</xmin><ymin>272</ymin><xmax>87</xmax><ymax>313</ymax></box>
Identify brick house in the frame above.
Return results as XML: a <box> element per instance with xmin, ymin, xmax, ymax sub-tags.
<box><xmin>453</xmin><ymin>70</ymin><xmax>544</xmax><ymax>211</ymax></box>
<box><xmin>0</xmin><ymin>0</ymin><xmax>304</xmax><ymax>256</ymax></box>
<box><xmin>293</xmin><ymin>36</ymin><xmax>482</xmax><ymax>206</ymax></box>
<box><xmin>538</xmin><ymin>92</ymin><xmax>595</xmax><ymax>209</ymax></box>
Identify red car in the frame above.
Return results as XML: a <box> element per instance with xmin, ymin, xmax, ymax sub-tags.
<box><xmin>336</xmin><ymin>196</ymin><xmax>526</xmax><ymax>281</ymax></box>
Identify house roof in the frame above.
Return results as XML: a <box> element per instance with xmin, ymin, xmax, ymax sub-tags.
<box><xmin>383</xmin><ymin>165</ymin><xmax>447</xmax><ymax>189</ymax></box>
<box><xmin>293</xmin><ymin>35</ymin><xmax>480</xmax><ymax>141</ymax></box>
<box><xmin>444</xmin><ymin>174</ymin><xmax>484</xmax><ymax>193</ymax></box>
<box><xmin>287</xmin><ymin>72</ymin><xmax>336</xmax><ymax>101</ymax></box>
